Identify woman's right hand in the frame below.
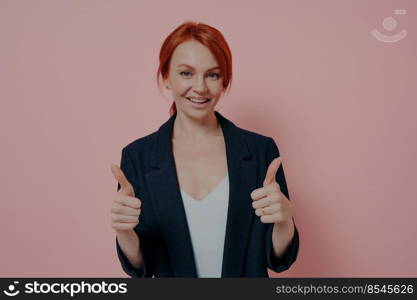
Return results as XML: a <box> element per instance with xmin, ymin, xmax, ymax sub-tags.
<box><xmin>110</xmin><ymin>164</ymin><xmax>141</xmax><ymax>232</ymax></box>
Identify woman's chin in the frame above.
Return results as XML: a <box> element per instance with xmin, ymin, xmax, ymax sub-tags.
<box><xmin>180</xmin><ymin>107</ymin><xmax>214</xmax><ymax>119</ymax></box>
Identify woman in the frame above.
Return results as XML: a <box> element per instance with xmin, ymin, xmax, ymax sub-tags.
<box><xmin>110</xmin><ymin>21</ymin><xmax>299</xmax><ymax>278</ymax></box>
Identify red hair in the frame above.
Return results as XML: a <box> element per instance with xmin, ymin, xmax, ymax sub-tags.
<box><xmin>156</xmin><ymin>21</ymin><xmax>233</xmax><ymax>116</ymax></box>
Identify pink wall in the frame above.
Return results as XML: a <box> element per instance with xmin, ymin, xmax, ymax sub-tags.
<box><xmin>1</xmin><ymin>0</ymin><xmax>416</xmax><ymax>277</ymax></box>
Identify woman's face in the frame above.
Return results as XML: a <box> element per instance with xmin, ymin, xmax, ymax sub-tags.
<box><xmin>164</xmin><ymin>40</ymin><xmax>224</xmax><ymax>119</ymax></box>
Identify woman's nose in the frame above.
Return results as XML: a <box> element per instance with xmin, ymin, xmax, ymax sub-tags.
<box><xmin>192</xmin><ymin>75</ymin><xmax>208</xmax><ymax>93</ymax></box>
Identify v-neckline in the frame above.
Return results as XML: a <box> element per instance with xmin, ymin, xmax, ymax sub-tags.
<box><xmin>180</xmin><ymin>174</ymin><xmax>228</xmax><ymax>202</ymax></box>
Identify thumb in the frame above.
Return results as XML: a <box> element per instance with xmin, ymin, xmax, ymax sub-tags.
<box><xmin>263</xmin><ymin>157</ymin><xmax>282</xmax><ymax>187</ymax></box>
<box><xmin>110</xmin><ymin>163</ymin><xmax>135</xmax><ymax>196</ymax></box>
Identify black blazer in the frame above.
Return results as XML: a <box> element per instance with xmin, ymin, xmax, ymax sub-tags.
<box><xmin>115</xmin><ymin>111</ymin><xmax>299</xmax><ymax>277</ymax></box>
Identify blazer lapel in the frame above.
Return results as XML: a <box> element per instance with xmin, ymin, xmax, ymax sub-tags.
<box><xmin>145</xmin><ymin>111</ymin><xmax>258</xmax><ymax>277</ymax></box>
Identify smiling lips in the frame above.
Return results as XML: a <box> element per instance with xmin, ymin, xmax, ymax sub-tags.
<box><xmin>186</xmin><ymin>97</ymin><xmax>211</xmax><ymax>104</ymax></box>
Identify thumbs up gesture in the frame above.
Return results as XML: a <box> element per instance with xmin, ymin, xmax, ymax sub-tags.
<box><xmin>110</xmin><ymin>164</ymin><xmax>141</xmax><ymax>232</ymax></box>
<box><xmin>250</xmin><ymin>157</ymin><xmax>292</xmax><ymax>224</ymax></box>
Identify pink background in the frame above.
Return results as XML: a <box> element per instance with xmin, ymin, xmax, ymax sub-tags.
<box><xmin>1</xmin><ymin>0</ymin><xmax>416</xmax><ymax>277</ymax></box>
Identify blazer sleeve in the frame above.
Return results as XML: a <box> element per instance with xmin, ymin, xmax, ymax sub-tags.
<box><xmin>115</xmin><ymin>147</ymin><xmax>155</xmax><ymax>277</ymax></box>
<box><xmin>264</xmin><ymin>137</ymin><xmax>300</xmax><ymax>273</ymax></box>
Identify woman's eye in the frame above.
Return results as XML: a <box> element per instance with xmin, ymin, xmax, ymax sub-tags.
<box><xmin>208</xmin><ymin>72</ymin><xmax>220</xmax><ymax>79</ymax></box>
<box><xmin>179</xmin><ymin>71</ymin><xmax>220</xmax><ymax>79</ymax></box>
<box><xmin>180</xmin><ymin>71</ymin><xmax>192</xmax><ymax>77</ymax></box>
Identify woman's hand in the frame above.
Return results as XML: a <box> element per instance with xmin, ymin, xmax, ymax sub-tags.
<box><xmin>250</xmin><ymin>157</ymin><xmax>293</xmax><ymax>224</ymax></box>
<box><xmin>110</xmin><ymin>164</ymin><xmax>141</xmax><ymax>232</ymax></box>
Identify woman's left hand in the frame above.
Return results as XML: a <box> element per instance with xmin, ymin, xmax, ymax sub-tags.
<box><xmin>250</xmin><ymin>157</ymin><xmax>293</xmax><ymax>224</ymax></box>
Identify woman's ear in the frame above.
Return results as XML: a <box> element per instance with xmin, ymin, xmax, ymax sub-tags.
<box><xmin>163</xmin><ymin>79</ymin><xmax>170</xmax><ymax>90</ymax></box>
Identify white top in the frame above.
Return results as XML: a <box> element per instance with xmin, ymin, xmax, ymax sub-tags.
<box><xmin>180</xmin><ymin>174</ymin><xmax>229</xmax><ymax>278</ymax></box>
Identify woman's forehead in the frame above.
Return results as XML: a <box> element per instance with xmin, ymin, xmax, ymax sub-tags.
<box><xmin>171</xmin><ymin>41</ymin><xmax>217</xmax><ymax>69</ymax></box>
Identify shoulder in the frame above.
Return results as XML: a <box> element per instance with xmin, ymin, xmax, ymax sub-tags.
<box><xmin>118</xmin><ymin>130</ymin><xmax>159</xmax><ymax>177</ymax></box>
<box><xmin>122</xmin><ymin>131</ymin><xmax>158</xmax><ymax>154</ymax></box>
<box><xmin>234</xmin><ymin>124</ymin><xmax>278</xmax><ymax>155</ymax></box>
<box><xmin>237</xmin><ymin>126</ymin><xmax>272</xmax><ymax>145</ymax></box>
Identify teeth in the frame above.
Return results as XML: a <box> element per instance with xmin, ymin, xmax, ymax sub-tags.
<box><xmin>187</xmin><ymin>97</ymin><xmax>210</xmax><ymax>103</ymax></box>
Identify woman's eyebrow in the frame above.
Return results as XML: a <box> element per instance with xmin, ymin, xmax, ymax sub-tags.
<box><xmin>176</xmin><ymin>64</ymin><xmax>220</xmax><ymax>71</ymax></box>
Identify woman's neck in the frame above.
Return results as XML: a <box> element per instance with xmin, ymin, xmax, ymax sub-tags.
<box><xmin>172</xmin><ymin>111</ymin><xmax>222</xmax><ymax>141</ymax></box>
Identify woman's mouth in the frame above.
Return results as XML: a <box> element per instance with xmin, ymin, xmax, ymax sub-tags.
<box><xmin>185</xmin><ymin>97</ymin><xmax>211</xmax><ymax>104</ymax></box>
